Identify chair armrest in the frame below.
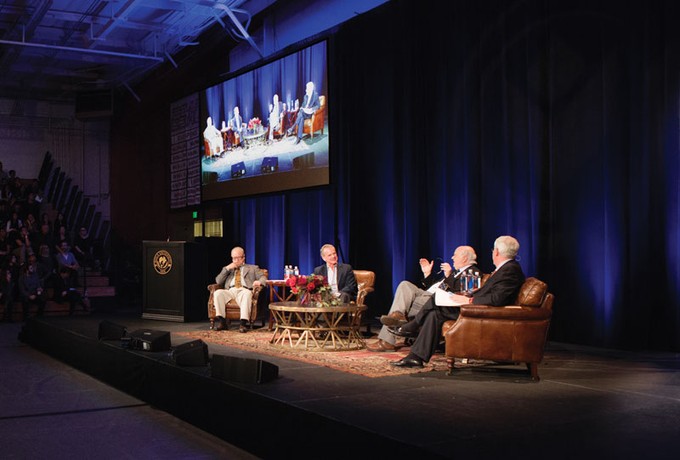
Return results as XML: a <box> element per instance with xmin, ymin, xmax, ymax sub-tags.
<box><xmin>207</xmin><ymin>283</ymin><xmax>222</xmax><ymax>293</ymax></box>
<box><xmin>460</xmin><ymin>305</ymin><xmax>552</xmax><ymax>321</ymax></box>
<box><xmin>355</xmin><ymin>286</ymin><xmax>375</xmax><ymax>306</ymax></box>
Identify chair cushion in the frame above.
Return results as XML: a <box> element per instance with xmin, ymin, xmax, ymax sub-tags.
<box><xmin>515</xmin><ymin>277</ymin><xmax>547</xmax><ymax>307</ymax></box>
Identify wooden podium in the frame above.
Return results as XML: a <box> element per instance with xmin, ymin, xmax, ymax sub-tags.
<box><xmin>142</xmin><ymin>241</ymin><xmax>206</xmax><ymax>322</ymax></box>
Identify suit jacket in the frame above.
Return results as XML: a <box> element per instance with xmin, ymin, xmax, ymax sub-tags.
<box><xmin>299</xmin><ymin>90</ymin><xmax>320</xmax><ymax>118</ymax></box>
<box><xmin>215</xmin><ymin>263</ymin><xmax>266</xmax><ymax>289</ymax></box>
<box><xmin>313</xmin><ymin>263</ymin><xmax>357</xmax><ymax>301</ymax></box>
<box><xmin>472</xmin><ymin>259</ymin><xmax>525</xmax><ymax>306</ymax></box>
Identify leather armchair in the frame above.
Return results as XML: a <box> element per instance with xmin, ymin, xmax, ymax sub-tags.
<box><xmin>352</xmin><ymin>269</ymin><xmax>375</xmax><ymax>333</ymax></box>
<box><xmin>207</xmin><ymin>269</ymin><xmax>269</xmax><ymax>330</ymax></box>
<box><xmin>303</xmin><ymin>95</ymin><xmax>326</xmax><ymax>138</ymax></box>
<box><xmin>442</xmin><ymin>277</ymin><xmax>554</xmax><ymax>381</ymax></box>
<box><xmin>353</xmin><ymin>270</ymin><xmax>375</xmax><ymax>306</ymax></box>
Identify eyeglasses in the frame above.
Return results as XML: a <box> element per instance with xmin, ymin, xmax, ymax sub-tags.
<box><xmin>231</xmin><ymin>256</ymin><xmax>245</xmax><ymax>260</ymax></box>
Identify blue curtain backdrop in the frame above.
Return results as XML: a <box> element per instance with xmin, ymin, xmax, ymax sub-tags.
<box><xmin>206</xmin><ymin>0</ymin><xmax>680</xmax><ymax>351</ymax></box>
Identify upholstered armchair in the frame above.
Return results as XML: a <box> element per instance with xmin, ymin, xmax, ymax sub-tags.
<box><xmin>353</xmin><ymin>270</ymin><xmax>375</xmax><ymax>306</ymax></box>
<box><xmin>303</xmin><ymin>95</ymin><xmax>326</xmax><ymax>139</ymax></box>
<box><xmin>442</xmin><ymin>277</ymin><xmax>554</xmax><ymax>381</ymax></box>
<box><xmin>351</xmin><ymin>270</ymin><xmax>375</xmax><ymax>333</ymax></box>
<box><xmin>207</xmin><ymin>269</ymin><xmax>269</xmax><ymax>330</ymax></box>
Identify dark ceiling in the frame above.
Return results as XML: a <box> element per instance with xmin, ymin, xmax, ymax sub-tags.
<box><xmin>0</xmin><ymin>0</ymin><xmax>275</xmax><ymax>102</ymax></box>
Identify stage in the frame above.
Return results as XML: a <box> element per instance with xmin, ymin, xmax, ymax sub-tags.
<box><xmin>5</xmin><ymin>308</ymin><xmax>680</xmax><ymax>459</ymax></box>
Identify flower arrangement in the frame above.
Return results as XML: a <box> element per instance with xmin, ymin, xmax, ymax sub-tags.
<box><xmin>247</xmin><ymin>117</ymin><xmax>262</xmax><ymax>132</ymax></box>
<box><xmin>285</xmin><ymin>274</ymin><xmax>341</xmax><ymax>307</ymax></box>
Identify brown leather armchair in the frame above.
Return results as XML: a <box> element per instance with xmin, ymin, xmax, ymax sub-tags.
<box><xmin>351</xmin><ymin>270</ymin><xmax>375</xmax><ymax>333</ymax></box>
<box><xmin>442</xmin><ymin>277</ymin><xmax>554</xmax><ymax>381</ymax></box>
<box><xmin>207</xmin><ymin>269</ymin><xmax>268</xmax><ymax>330</ymax></box>
<box><xmin>303</xmin><ymin>95</ymin><xmax>326</xmax><ymax>138</ymax></box>
<box><xmin>353</xmin><ymin>270</ymin><xmax>375</xmax><ymax>306</ymax></box>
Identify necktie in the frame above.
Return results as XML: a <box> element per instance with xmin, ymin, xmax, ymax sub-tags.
<box><xmin>234</xmin><ymin>268</ymin><xmax>242</xmax><ymax>288</ymax></box>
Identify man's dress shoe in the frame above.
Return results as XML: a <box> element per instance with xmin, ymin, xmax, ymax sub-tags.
<box><xmin>214</xmin><ymin>316</ymin><xmax>226</xmax><ymax>331</ymax></box>
<box><xmin>367</xmin><ymin>339</ymin><xmax>397</xmax><ymax>352</ymax></box>
<box><xmin>388</xmin><ymin>325</ymin><xmax>418</xmax><ymax>338</ymax></box>
<box><xmin>390</xmin><ymin>356</ymin><xmax>424</xmax><ymax>368</ymax></box>
<box><xmin>380</xmin><ymin>313</ymin><xmax>408</xmax><ymax>327</ymax></box>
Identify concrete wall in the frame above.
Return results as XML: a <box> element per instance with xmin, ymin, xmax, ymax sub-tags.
<box><xmin>0</xmin><ymin>97</ymin><xmax>110</xmax><ymax>221</ymax></box>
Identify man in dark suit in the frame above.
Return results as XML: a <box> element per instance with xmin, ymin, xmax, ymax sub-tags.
<box><xmin>290</xmin><ymin>81</ymin><xmax>320</xmax><ymax>144</ymax></box>
<box><xmin>367</xmin><ymin>246</ymin><xmax>481</xmax><ymax>352</ymax></box>
<box><xmin>213</xmin><ymin>246</ymin><xmax>267</xmax><ymax>332</ymax></box>
<box><xmin>313</xmin><ymin>244</ymin><xmax>357</xmax><ymax>303</ymax></box>
<box><xmin>390</xmin><ymin>235</ymin><xmax>526</xmax><ymax>368</ymax></box>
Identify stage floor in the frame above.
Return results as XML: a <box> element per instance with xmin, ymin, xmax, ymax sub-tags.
<box><xmin>4</xmin><ymin>308</ymin><xmax>680</xmax><ymax>459</ymax></box>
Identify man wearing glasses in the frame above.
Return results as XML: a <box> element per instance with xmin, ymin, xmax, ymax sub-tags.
<box><xmin>367</xmin><ymin>246</ymin><xmax>480</xmax><ymax>352</ymax></box>
<box><xmin>213</xmin><ymin>246</ymin><xmax>267</xmax><ymax>332</ymax></box>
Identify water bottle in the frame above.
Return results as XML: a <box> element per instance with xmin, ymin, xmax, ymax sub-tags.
<box><xmin>284</xmin><ymin>265</ymin><xmax>290</xmax><ymax>280</ymax></box>
<box><xmin>294</xmin><ymin>266</ymin><xmax>299</xmax><ymax>276</ymax></box>
<box><xmin>475</xmin><ymin>272</ymin><xmax>481</xmax><ymax>289</ymax></box>
<box><xmin>460</xmin><ymin>273</ymin><xmax>469</xmax><ymax>294</ymax></box>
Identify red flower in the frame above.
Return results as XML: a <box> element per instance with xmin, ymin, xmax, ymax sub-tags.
<box><xmin>307</xmin><ymin>282</ymin><xmax>316</xmax><ymax>291</ymax></box>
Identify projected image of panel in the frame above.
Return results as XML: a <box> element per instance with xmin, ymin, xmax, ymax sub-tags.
<box><xmin>199</xmin><ymin>40</ymin><xmax>329</xmax><ymax>201</ymax></box>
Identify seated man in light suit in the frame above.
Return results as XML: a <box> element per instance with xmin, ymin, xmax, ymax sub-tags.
<box><xmin>203</xmin><ymin>116</ymin><xmax>223</xmax><ymax>157</ymax></box>
<box><xmin>213</xmin><ymin>246</ymin><xmax>267</xmax><ymax>333</ymax></box>
<box><xmin>367</xmin><ymin>246</ymin><xmax>480</xmax><ymax>352</ymax></box>
<box><xmin>313</xmin><ymin>244</ymin><xmax>357</xmax><ymax>303</ymax></box>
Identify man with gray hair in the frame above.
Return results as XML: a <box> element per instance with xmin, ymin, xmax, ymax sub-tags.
<box><xmin>389</xmin><ymin>236</ymin><xmax>525</xmax><ymax>368</ymax></box>
<box><xmin>368</xmin><ymin>245</ymin><xmax>480</xmax><ymax>352</ymax></box>
<box><xmin>313</xmin><ymin>244</ymin><xmax>357</xmax><ymax>303</ymax></box>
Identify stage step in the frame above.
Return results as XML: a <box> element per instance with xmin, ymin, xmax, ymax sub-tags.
<box><xmin>79</xmin><ymin>286</ymin><xmax>116</xmax><ymax>297</ymax></box>
<box><xmin>0</xmin><ymin>300</ymin><xmax>91</xmax><ymax>322</ymax></box>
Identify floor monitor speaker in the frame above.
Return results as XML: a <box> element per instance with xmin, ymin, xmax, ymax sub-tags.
<box><xmin>211</xmin><ymin>354</ymin><xmax>278</xmax><ymax>384</ymax></box>
<box><xmin>98</xmin><ymin>320</ymin><xmax>127</xmax><ymax>340</ymax></box>
<box><xmin>172</xmin><ymin>339</ymin><xmax>209</xmax><ymax>366</ymax></box>
<box><xmin>128</xmin><ymin>329</ymin><xmax>171</xmax><ymax>352</ymax></box>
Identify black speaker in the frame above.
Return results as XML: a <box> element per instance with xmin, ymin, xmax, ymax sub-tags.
<box><xmin>128</xmin><ymin>329</ymin><xmax>171</xmax><ymax>352</ymax></box>
<box><xmin>171</xmin><ymin>339</ymin><xmax>209</xmax><ymax>366</ymax></box>
<box><xmin>211</xmin><ymin>354</ymin><xmax>278</xmax><ymax>384</ymax></box>
<box><xmin>293</xmin><ymin>152</ymin><xmax>315</xmax><ymax>169</ymax></box>
<box><xmin>98</xmin><ymin>320</ymin><xmax>127</xmax><ymax>340</ymax></box>
<box><xmin>260</xmin><ymin>156</ymin><xmax>278</xmax><ymax>173</ymax></box>
<box><xmin>231</xmin><ymin>162</ymin><xmax>246</xmax><ymax>178</ymax></box>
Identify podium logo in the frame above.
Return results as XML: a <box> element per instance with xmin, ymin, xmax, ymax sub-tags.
<box><xmin>153</xmin><ymin>250</ymin><xmax>173</xmax><ymax>275</ymax></box>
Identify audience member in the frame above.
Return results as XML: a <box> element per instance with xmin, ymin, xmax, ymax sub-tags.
<box><xmin>55</xmin><ymin>239</ymin><xmax>79</xmax><ymax>286</ymax></box>
<box><xmin>18</xmin><ymin>255</ymin><xmax>46</xmax><ymax>318</ymax></box>
<box><xmin>37</xmin><ymin>243</ymin><xmax>59</xmax><ymax>293</ymax></box>
<box><xmin>54</xmin><ymin>266</ymin><xmax>88</xmax><ymax>315</ymax></box>
<box><xmin>389</xmin><ymin>236</ymin><xmax>526</xmax><ymax>368</ymax></box>
<box><xmin>33</xmin><ymin>224</ymin><xmax>55</xmax><ymax>255</ymax></box>
<box><xmin>56</xmin><ymin>225</ymin><xmax>70</xmax><ymax>246</ymax></box>
<box><xmin>5</xmin><ymin>210</ymin><xmax>22</xmax><ymax>233</ymax></box>
<box><xmin>368</xmin><ymin>246</ymin><xmax>480</xmax><ymax>352</ymax></box>
<box><xmin>312</xmin><ymin>244</ymin><xmax>357</xmax><ymax>303</ymax></box>
<box><xmin>212</xmin><ymin>246</ymin><xmax>267</xmax><ymax>333</ymax></box>
<box><xmin>73</xmin><ymin>227</ymin><xmax>94</xmax><ymax>269</ymax></box>
<box><xmin>53</xmin><ymin>213</ymin><xmax>67</xmax><ymax>237</ymax></box>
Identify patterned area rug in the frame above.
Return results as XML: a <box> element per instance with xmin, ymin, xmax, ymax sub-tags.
<box><xmin>175</xmin><ymin>329</ymin><xmax>451</xmax><ymax>378</ymax></box>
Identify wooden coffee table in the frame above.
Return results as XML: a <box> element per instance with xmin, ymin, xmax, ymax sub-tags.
<box><xmin>268</xmin><ymin>301</ymin><xmax>367</xmax><ymax>351</ymax></box>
